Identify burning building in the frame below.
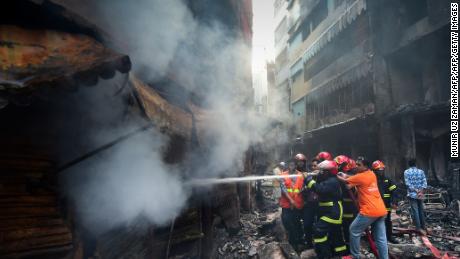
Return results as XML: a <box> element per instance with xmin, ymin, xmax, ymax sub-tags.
<box><xmin>0</xmin><ymin>0</ymin><xmax>254</xmax><ymax>258</ymax></box>
<box><xmin>272</xmin><ymin>0</ymin><xmax>451</xmax><ymax>190</ymax></box>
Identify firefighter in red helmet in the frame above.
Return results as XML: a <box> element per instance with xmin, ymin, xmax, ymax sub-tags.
<box><xmin>335</xmin><ymin>155</ymin><xmax>358</xmax><ymax>247</ymax></box>
<box><xmin>316</xmin><ymin>151</ymin><xmax>333</xmax><ymax>162</ymax></box>
<box><xmin>279</xmin><ymin>154</ymin><xmax>306</xmax><ymax>251</ymax></box>
<box><xmin>372</xmin><ymin>160</ymin><xmax>398</xmax><ymax>243</ymax></box>
<box><xmin>304</xmin><ymin>160</ymin><xmax>347</xmax><ymax>258</ymax></box>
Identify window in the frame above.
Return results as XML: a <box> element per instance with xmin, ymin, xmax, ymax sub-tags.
<box><xmin>301</xmin><ymin>18</ymin><xmax>311</xmax><ymax>41</ymax></box>
<box><xmin>290</xmin><ymin>59</ymin><xmax>303</xmax><ymax>77</ymax></box>
<box><xmin>292</xmin><ymin>98</ymin><xmax>306</xmax><ymax>117</ymax></box>
<box><xmin>311</xmin><ymin>0</ymin><xmax>328</xmax><ymax>30</ymax></box>
<box><xmin>288</xmin><ymin>30</ymin><xmax>302</xmax><ymax>53</ymax></box>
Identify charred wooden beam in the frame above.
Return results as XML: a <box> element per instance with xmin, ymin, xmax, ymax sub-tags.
<box><xmin>0</xmin><ymin>217</ymin><xmax>65</xmax><ymax>231</ymax></box>
<box><xmin>0</xmin><ymin>232</ymin><xmax>72</xmax><ymax>254</ymax></box>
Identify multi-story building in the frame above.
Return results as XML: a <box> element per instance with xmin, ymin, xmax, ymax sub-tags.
<box><xmin>272</xmin><ymin>0</ymin><xmax>451</xmax><ymax>186</ymax></box>
<box><xmin>272</xmin><ymin>0</ymin><xmax>291</xmax><ymax>120</ymax></box>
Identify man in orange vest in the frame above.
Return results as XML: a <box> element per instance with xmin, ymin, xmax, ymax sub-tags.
<box><xmin>337</xmin><ymin>158</ymin><xmax>389</xmax><ymax>259</ymax></box>
<box><xmin>279</xmin><ymin>154</ymin><xmax>305</xmax><ymax>252</ymax></box>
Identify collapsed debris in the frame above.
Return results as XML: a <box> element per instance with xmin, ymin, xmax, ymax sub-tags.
<box><xmin>211</xmin><ymin>179</ymin><xmax>460</xmax><ymax>259</ymax></box>
<box><xmin>390</xmin><ymin>187</ymin><xmax>460</xmax><ymax>258</ymax></box>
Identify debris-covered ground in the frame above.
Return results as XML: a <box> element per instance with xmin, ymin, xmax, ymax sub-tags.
<box><xmin>211</xmin><ymin>180</ymin><xmax>305</xmax><ymax>259</ymax></box>
<box><xmin>212</xmin><ymin>181</ymin><xmax>460</xmax><ymax>258</ymax></box>
<box><xmin>390</xmin><ymin>187</ymin><xmax>460</xmax><ymax>258</ymax></box>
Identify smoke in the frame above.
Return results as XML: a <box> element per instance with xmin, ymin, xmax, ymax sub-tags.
<box><xmin>58</xmin><ymin>74</ymin><xmax>187</xmax><ymax>235</ymax></box>
<box><xmin>91</xmin><ymin>0</ymin><xmax>195</xmax><ymax>81</ymax></box>
<box><xmin>65</xmin><ymin>131</ymin><xmax>186</xmax><ymax>235</ymax></box>
<box><xmin>62</xmin><ymin>0</ymin><xmax>273</xmax><ymax>235</ymax></box>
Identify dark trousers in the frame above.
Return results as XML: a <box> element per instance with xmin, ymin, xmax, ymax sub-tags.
<box><xmin>313</xmin><ymin>219</ymin><xmax>347</xmax><ymax>259</ymax></box>
<box><xmin>303</xmin><ymin>202</ymin><xmax>318</xmax><ymax>246</ymax></box>
<box><xmin>341</xmin><ymin>200</ymin><xmax>357</xmax><ymax>244</ymax></box>
<box><xmin>342</xmin><ymin>216</ymin><xmax>354</xmax><ymax>244</ymax></box>
<box><xmin>409</xmin><ymin>198</ymin><xmax>426</xmax><ymax>230</ymax></box>
<box><xmin>385</xmin><ymin>210</ymin><xmax>393</xmax><ymax>238</ymax></box>
<box><xmin>281</xmin><ymin>208</ymin><xmax>303</xmax><ymax>248</ymax></box>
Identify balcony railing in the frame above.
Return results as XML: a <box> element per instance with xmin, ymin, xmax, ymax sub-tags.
<box><xmin>289</xmin><ymin>0</ymin><xmax>367</xmax><ymax>68</ymax></box>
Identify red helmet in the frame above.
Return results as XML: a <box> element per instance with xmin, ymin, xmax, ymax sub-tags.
<box><xmin>372</xmin><ymin>160</ymin><xmax>385</xmax><ymax>171</ymax></box>
<box><xmin>317</xmin><ymin>160</ymin><xmax>338</xmax><ymax>175</ymax></box>
<box><xmin>334</xmin><ymin>155</ymin><xmax>350</xmax><ymax>166</ymax></box>
<box><xmin>343</xmin><ymin>159</ymin><xmax>357</xmax><ymax>172</ymax></box>
<box><xmin>316</xmin><ymin>151</ymin><xmax>332</xmax><ymax>161</ymax></box>
<box><xmin>294</xmin><ymin>153</ymin><xmax>307</xmax><ymax>162</ymax></box>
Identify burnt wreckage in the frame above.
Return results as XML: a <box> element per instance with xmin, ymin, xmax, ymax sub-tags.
<box><xmin>0</xmin><ymin>0</ymin><xmax>253</xmax><ymax>258</ymax></box>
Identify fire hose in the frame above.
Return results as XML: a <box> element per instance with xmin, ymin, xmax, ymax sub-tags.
<box><xmin>392</xmin><ymin>227</ymin><xmax>455</xmax><ymax>259</ymax></box>
<box><xmin>346</xmin><ymin>188</ymin><xmax>454</xmax><ymax>259</ymax></box>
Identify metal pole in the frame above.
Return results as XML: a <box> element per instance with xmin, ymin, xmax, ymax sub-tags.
<box><xmin>56</xmin><ymin>124</ymin><xmax>154</xmax><ymax>174</ymax></box>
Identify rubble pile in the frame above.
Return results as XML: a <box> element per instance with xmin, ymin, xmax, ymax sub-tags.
<box><xmin>210</xmin><ymin>180</ymin><xmax>308</xmax><ymax>259</ymax></box>
<box><xmin>212</xmin><ymin>207</ymin><xmax>297</xmax><ymax>259</ymax></box>
<box><xmin>212</xmin><ymin>183</ymin><xmax>460</xmax><ymax>258</ymax></box>
<box><xmin>390</xmin><ymin>188</ymin><xmax>460</xmax><ymax>258</ymax></box>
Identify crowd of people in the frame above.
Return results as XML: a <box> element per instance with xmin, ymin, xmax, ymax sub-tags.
<box><xmin>276</xmin><ymin>152</ymin><xmax>428</xmax><ymax>259</ymax></box>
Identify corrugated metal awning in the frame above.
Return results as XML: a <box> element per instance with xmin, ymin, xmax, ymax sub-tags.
<box><xmin>289</xmin><ymin>0</ymin><xmax>367</xmax><ymax>69</ymax></box>
<box><xmin>305</xmin><ymin>59</ymin><xmax>371</xmax><ymax>101</ymax></box>
<box><xmin>0</xmin><ymin>25</ymin><xmax>130</xmax><ymax>99</ymax></box>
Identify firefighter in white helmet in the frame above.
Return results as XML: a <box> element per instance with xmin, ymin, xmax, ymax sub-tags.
<box><xmin>304</xmin><ymin>160</ymin><xmax>347</xmax><ymax>258</ymax></box>
<box><xmin>278</xmin><ymin>154</ymin><xmax>306</xmax><ymax>252</ymax></box>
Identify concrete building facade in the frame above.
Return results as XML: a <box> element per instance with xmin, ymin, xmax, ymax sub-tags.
<box><xmin>271</xmin><ymin>0</ymin><xmax>291</xmax><ymax>120</ymax></box>
<box><xmin>271</xmin><ymin>0</ymin><xmax>453</xmax><ymax>190</ymax></box>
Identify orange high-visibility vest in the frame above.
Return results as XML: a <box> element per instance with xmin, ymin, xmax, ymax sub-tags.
<box><xmin>279</xmin><ymin>170</ymin><xmax>305</xmax><ymax>209</ymax></box>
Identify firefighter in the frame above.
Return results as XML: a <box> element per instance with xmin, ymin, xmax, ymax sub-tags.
<box><xmin>316</xmin><ymin>151</ymin><xmax>333</xmax><ymax>162</ymax></box>
<box><xmin>335</xmin><ymin>155</ymin><xmax>358</xmax><ymax>246</ymax></box>
<box><xmin>302</xmin><ymin>157</ymin><xmax>319</xmax><ymax>249</ymax></box>
<box><xmin>310</xmin><ymin>158</ymin><xmax>320</xmax><ymax>171</ymax></box>
<box><xmin>279</xmin><ymin>155</ymin><xmax>305</xmax><ymax>251</ymax></box>
<box><xmin>279</xmin><ymin>161</ymin><xmax>287</xmax><ymax>171</ymax></box>
<box><xmin>372</xmin><ymin>160</ymin><xmax>398</xmax><ymax>243</ymax></box>
<box><xmin>273</xmin><ymin>162</ymin><xmax>286</xmax><ymax>176</ymax></box>
<box><xmin>304</xmin><ymin>160</ymin><xmax>347</xmax><ymax>258</ymax></box>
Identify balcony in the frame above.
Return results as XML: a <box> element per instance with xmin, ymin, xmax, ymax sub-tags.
<box><xmin>289</xmin><ymin>0</ymin><xmax>367</xmax><ymax>67</ymax></box>
<box><xmin>305</xmin><ymin>102</ymin><xmax>374</xmax><ymax>133</ymax></box>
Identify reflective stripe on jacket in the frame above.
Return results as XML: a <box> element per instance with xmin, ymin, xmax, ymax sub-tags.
<box><xmin>279</xmin><ymin>171</ymin><xmax>305</xmax><ymax>209</ymax></box>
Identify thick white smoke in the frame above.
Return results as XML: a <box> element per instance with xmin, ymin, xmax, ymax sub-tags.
<box><xmin>63</xmin><ymin>0</ymin><xmax>274</xmax><ymax>235</ymax></box>
<box><xmin>66</xmin><ymin>131</ymin><xmax>186</xmax><ymax>235</ymax></box>
<box><xmin>92</xmin><ymin>0</ymin><xmax>195</xmax><ymax>80</ymax></box>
